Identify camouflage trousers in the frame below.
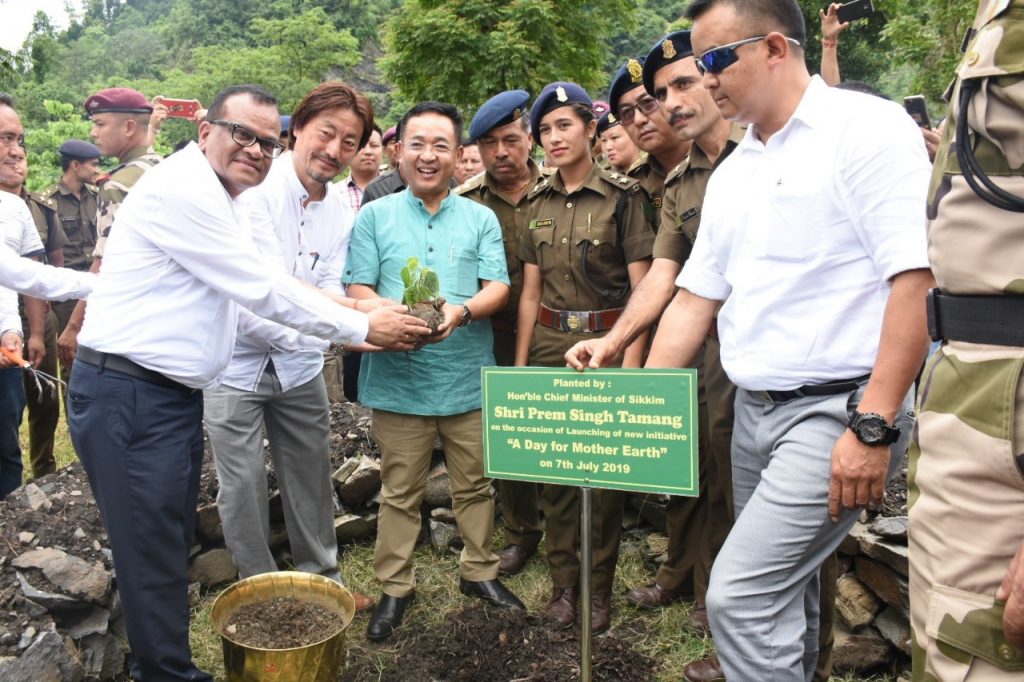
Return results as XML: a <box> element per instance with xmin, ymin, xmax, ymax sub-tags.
<box><xmin>909</xmin><ymin>342</ymin><xmax>1024</xmax><ymax>680</ymax></box>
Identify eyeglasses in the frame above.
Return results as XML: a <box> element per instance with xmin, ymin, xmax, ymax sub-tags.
<box><xmin>211</xmin><ymin>120</ymin><xmax>285</xmax><ymax>159</ymax></box>
<box><xmin>0</xmin><ymin>132</ymin><xmax>25</xmax><ymax>149</ymax></box>
<box><xmin>618</xmin><ymin>96</ymin><xmax>660</xmax><ymax>125</ymax></box>
<box><xmin>696</xmin><ymin>35</ymin><xmax>801</xmax><ymax>75</ymax></box>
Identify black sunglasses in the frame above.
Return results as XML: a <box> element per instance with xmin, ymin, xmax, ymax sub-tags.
<box><xmin>212</xmin><ymin>120</ymin><xmax>285</xmax><ymax>159</ymax></box>
<box><xmin>696</xmin><ymin>35</ymin><xmax>801</xmax><ymax>75</ymax></box>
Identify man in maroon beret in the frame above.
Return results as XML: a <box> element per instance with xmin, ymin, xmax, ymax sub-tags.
<box><xmin>58</xmin><ymin>88</ymin><xmax>161</xmax><ymax>370</ymax></box>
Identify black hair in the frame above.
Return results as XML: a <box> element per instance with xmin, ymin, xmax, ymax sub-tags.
<box><xmin>0</xmin><ymin>93</ymin><xmax>14</xmax><ymax>108</ymax></box>
<box><xmin>206</xmin><ymin>84</ymin><xmax>278</xmax><ymax>122</ymax></box>
<box><xmin>685</xmin><ymin>0</ymin><xmax>806</xmax><ymax>48</ymax></box>
<box><xmin>399</xmin><ymin>101</ymin><xmax>463</xmax><ymax>145</ymax></box>
<box><xmin>836</xmin><ymin>80</ymin><xmax>890</xmax><ymax>100</ymax></box>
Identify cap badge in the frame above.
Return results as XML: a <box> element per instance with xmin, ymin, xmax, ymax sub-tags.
<box><xmin>662</xmin><ymin>39</ymin><xmax>677</xmax><ymax>59</ymax></box>
<box><xmin>627</xmin><ymin>59</ymin><xmax>643</xmax><ymax>84</ymax></box>
<box><xmin>512</xmin><ymin>107</ymin><xmax>522</xmax><ymax>120</ymax></box>
<box><xmin>556</xmin><ymin>86</ymin><xmax>568</xmax><ymax>103</ymax></box>
<box><xmin>608</xmin><ymin>113</ymin><xmax>617</xmax><ymax>124</ymax></box>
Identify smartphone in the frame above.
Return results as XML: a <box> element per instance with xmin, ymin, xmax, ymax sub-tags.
<box><xmin>155</xmin><ymin>97</ymin><xmax>200</xmax><ymax>119</ymax></box>
<box><xmin>836</xmin><ymin>0</ymin><xmax>874</xmax><ymax>23</ymax></box>
<box><xmin>903</xmin><ymin>95</ymin><xmax>931</xmax><ymax>129</ymax></box>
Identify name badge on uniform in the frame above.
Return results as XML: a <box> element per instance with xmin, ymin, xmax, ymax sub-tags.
<box><xmin>530</xmin><ymin>218</ymin><xmax>554</xmax><ymax>230</ymax></box>
<box><xmin>678</xmin><ymin>207</ymin><xmax>700</xmax><ymax>225</ymax></box>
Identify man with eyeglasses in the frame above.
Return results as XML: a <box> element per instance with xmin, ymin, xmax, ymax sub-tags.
<box><xmin>58</xmin><ymin>87</ymin><xmax>161</xmax><ymax>372</ymax></box>
<box><xmin>607</xmin><ymin>57</ymin><xmax>691</xmax><ymax>233</ymax></box>
<box><xmin>345</xmin><ymin>101</ymin><xmax>523</xmax><ymax>641</ymax></box>
<box><xmin>622</xmin><ymin>1</ymin><xmax>932</xmax><ymax>679</ymax></box>
<box><xmin>204</xmin><ymin>81</ymin><xmax>378</xmax><ymax>614</ymax></box>
<box><xmin>67</xmin><ymin>83</ymin><xmax>431</xmax><ymax>681</ymax></box>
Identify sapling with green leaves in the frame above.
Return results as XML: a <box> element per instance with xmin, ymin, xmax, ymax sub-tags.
<box><xmin>401</xmin><ymin>257</ymin><xmax>446</xmax><ymax>334</ymax></box>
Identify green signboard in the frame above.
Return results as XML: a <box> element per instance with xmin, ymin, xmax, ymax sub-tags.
<box><xmin>482</xmin><ymin>368</ymin><xmax>698</xmax><ymax>496</ymax></box>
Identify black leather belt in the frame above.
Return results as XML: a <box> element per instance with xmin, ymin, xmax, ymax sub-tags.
<box><xmin>927</xmin><ymin>288</ymin><xmax>1024</xmax><ymax>346</ymax></box>
<box><xmin>77</xmin><ymin>346</ymin><xmax>192</xmax><ymax>392</ymax></box>
<box><xmin>754</xmin><ymin>374</ymin><xmax>871</xmax><ymax>404</ymax></box>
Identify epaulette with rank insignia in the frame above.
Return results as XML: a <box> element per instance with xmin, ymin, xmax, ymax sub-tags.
<box><xmin>454</xmin><ymin>171</ymin><xmax>486</xmax><ymax>196</ymax></box>
<box><xmin>28</xmin><ymin>191</ymin><xmax>57</xmax><ymax>210</ymax></box>
<box><xmin>527</xmin><ymin>173</ymin><xmax>552</xmax><ymax>200</ymax></box>
<box><xmin>665</xmin><ymin>157</ymin><xmax>691</xmax><ymax>185</ymax></box>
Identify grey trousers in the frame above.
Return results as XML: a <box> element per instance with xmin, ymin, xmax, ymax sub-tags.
<box><xmin>204</xmin><ymin>369</ymin><xmax>341</xmax><ymax>582</ymax></box>
<box><xmin>707</xmin><ymin>385</ymin><xmax>913</xmax><ymax>681</ymax></box>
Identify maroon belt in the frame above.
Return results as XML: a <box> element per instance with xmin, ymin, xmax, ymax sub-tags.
<box><xmin>537</xmin><ymin>305</ymin><xmax>624</xmax><ymax>333</ymax></box>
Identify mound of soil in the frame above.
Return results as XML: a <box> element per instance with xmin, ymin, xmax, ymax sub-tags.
<box><xmin>224</xmin><ymin>596</ymin><xmax>344</xmax><ymax>649</ymax></box>
<box><xmin>346</xmin><ymin>604</ymin><xmax>656</xmax><ymax>682</ymax></box>
<box><xmin>410</xmin><ymin>299</ymin><xmax>446</xmax><ymax>335</ymax></box>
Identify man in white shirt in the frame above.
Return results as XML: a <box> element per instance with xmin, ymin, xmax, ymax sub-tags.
<box><xmin>67</xmin><ymin>84</ymin><xmax>429</xmax><ymax>682</ymax></box>
<box><xmin>637</xmin><ymin>1</ymin><xmax>935</xmax><ymax>680</ymax></box>
<box><xmin>204</xmin><ymin>82</ymin><xmax>376</xmax><ymax>612</ymax></box>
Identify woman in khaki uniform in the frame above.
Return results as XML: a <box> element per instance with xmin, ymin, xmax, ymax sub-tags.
<box><xmin>516</xmin><ymin>81</ymin><xmax>655</xmax><ymax>634</ymax></box>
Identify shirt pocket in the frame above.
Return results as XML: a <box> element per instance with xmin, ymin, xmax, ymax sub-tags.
<box><xmin>452</xmin><ymin>247</ymin><xmax>480</xmax><ymax>298</ymax></box>
<box><xmin>763</xmin><ymin>171</ymin><xmax>833</xmax><ymax>263</ymax></box>
<box><xmin>575</xmin><ymin>222</ymin><xmax>629</xmax><ymax>299</ymax></box>
<box><xmin>530</xmin><ymin>225</ymin><xmax>556</xmax><ymax>279</ymax></box>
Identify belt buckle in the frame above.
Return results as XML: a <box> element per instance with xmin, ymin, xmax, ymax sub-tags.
<box><xmin>565</xmin><ymin>312</ymin><xmax>582</xmax><ymax>332</ymax></box>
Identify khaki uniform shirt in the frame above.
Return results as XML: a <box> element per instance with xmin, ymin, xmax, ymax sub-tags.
<box><xmin>626</xmin><ymin>152</ymin><xmax>668</xmax><ymax>232</ymax></box>
<box><xmin>48</xmin><ymin>181</ymin><xmax>98</xmax><ymax>271</ymax></box>
<box><xmin>93</xmin><ymin>145</ymin><xmax>161</xmax><ymax>258</ymax></box>
<box><xmin>455</xmin><ymin>159</ymin><xmax>550</xmax><ymax>337</ymax></box>
<box><xmin>520</xmin><ymin>163</ymin><xmax>654</xmax><ymax>366</ymax></box>
<box><xmin>21</xmin><ymin>188</ymin><xmax>66</xmax><ymax>257</ymax></box>
<box><xmin>654</xmin><ymin>123</ymin><xmax>747</xmax><ymax>264</ymax></box>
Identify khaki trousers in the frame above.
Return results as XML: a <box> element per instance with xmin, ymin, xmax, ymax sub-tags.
<box><xmin>372</xmin><ymin>409</ymin><xmax>499</xmax><ymax>596</ymax></box>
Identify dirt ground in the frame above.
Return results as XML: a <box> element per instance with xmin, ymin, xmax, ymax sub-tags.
<box><xmin>344</xmin><ymin>603</ymin><xmax>657</xmax><ymax>682</ymax></box>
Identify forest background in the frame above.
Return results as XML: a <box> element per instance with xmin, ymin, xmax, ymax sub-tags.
<box><xmin>1</xmin><ymin>0</ymin><xmax>976</xmax><ymax>191</ymax></box>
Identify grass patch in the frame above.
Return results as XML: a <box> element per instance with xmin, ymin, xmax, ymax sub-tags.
<box><xmin>18</xmin><ymin>396</ymin><xmax>79</xmax><ymax>477</ymax></box>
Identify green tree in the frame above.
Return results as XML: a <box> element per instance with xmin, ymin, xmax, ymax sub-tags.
<box><xmin>381</xmin><ymin>0</ymin><xmax>636</xmax><ymax>114</ymax></box>
<box><xmin>22</xmin><ymin>100</ymin><xmax>94</xmax><ymax>193</ymax></box>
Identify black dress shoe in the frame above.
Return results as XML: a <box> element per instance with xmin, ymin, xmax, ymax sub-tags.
<box><xmin>459</xmin><ymin>577</ymin><xmax>525</xmax><ymax>610</ymax></box>
<box><xmin>366</xmin><ymin>592</ymin><xmax>415</xmax><ymax>641</ymax></box>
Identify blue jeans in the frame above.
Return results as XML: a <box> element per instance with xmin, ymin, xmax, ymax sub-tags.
<box><xmin>0</xmin><ymin>367</ymin><xmax>26</xmax><ymax>498</ymax></box>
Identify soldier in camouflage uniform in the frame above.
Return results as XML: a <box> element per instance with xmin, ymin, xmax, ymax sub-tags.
<box><xmin>607</xmin><ymin>57</ymin><xmax>691</xmax><ymax>233</ymax></box>
<box><xmin>58</xmin><ymin>88</ymin><xmax>160</xmax><ymax>369</ymax></box>
<box><xmin>456</xmin><ymin>90</ymin><xmax>553</xmax><ymax>576</ymax></box>
<box><xmin>909</xmin><ymin>2</ymin><xmax>1024</xmax><ymax>679</ymax></box>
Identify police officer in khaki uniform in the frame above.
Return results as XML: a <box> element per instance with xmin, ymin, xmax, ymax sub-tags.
<box><xmin>518</xmin><ymin>82</ymin><xmax>655</xmax><ymax>634</ymax></box>
<box><xmin>597</xmin><ymin>111</ymin><xmax>642</xmax><ymax>174</ymax></box>
<box><xmin>0</xmin><ymin>146</ymin><xmax>64</xmax><ymax>478</ymax></box>
<box><xmin>456</xmin><ymin>90</ymin><xmax>551</xmax><ymax>576</ymax></box>
<box><xmin>58</xmin><ymin>88</ymin><xmax>160</xmax><ymax>369</ymax></box>
<box><xmin>608</xmin><ymin>57</ymin><xmax>692</xmax><ymax>233</ymax></box>
<box><xmin>910</xmin><ymin>2</ymin><xmax>1024</xmax><ymax>680</ymax></box>
<box><xmin>49</xmin><ymin>140</ymin><xmax>99</xmax><ymax>381</ymax></box>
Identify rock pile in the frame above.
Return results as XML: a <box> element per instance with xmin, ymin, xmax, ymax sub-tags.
<box><xmin>831</xmin><ymin>469</ymin><xmax>912</xmax><ymax>678</ymax></box>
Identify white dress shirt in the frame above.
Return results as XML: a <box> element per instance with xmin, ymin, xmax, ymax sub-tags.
<box><xmin>78</xmin><ymin>143</ymin><xmax>368</xmax><ymax>390</ymax></box>
<box><xmin>220</xmin><ymin>153</ymin><xmax>356</xmax><ymax>392</ymax></box>
<box><xmin>1</xmin><ymin>193</ymin><xmax>58</xmax><ymax>336</ymax></box>
<box><xmin>677</xmin><ymin>77</ymin><xmax>931</xmax><ymax>391</ymax></box>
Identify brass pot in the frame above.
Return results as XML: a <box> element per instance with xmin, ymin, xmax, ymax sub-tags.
<box><xmin>211</xmin><ymin>571</ymin><xmax>355</xmax><ymax>681</ymax></box>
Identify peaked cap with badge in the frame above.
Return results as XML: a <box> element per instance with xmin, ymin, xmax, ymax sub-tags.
<box><xmin>608</xmin><ymin>57</ymin><xmax>647</xmax><ymax>116</ymax></box>
<box><xmin>596</xmin><ymin>111</ymin><xmax>621</xmax><ymax>136</ymax></box>
<box><xmin>83</xmin><ymin>87</ymin><xmax>153</xmax><ymax>116</ymax></box>
<box><xmin>530</xmin><ymin>82</ymin><xmax>592</xmax><ymax>136</ymax></box>
<box><xmin>642</xmin><ymin>31</ymin><xmax>694</xmax><ymax>97</ymax></box>
<box><xmin>468</xmin><ymin>90</ymin><xmax>531</xmax><ymax>143</ymax></box>
<box><xmin>58</xmin><ymin>140</ymin><xmax>101</xmax><ymax>161</ymax></box>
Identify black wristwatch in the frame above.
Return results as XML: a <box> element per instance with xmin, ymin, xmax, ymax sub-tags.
<box><xmin>459</xmin><ymin>304</ymin><xmax>473</xmax><ymax>327</ymax></box>
<box><xmin>848</xmin><ymin>410</ymin><xmax>901</xmax><ymax>446</ymax></box>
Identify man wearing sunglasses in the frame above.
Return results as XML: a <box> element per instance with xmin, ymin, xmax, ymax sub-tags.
<box><xmin>58</xmin><ymin>87</ymin><xmax>161</xmax><ymax>372</ymax></box>
<box><xmin>67</xmin><ymin>84</ymin><xmax>430</xmax><ymax>681</ymax></box>
<box><xmin>607</xmin><ymin>57</ymin><xmax>690</xmax><ymax>233</ymax></box>
<box><xmin>637</xmin><ymin>1</ymin><xmax>933</xmax><ymax>679</ymax></box>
